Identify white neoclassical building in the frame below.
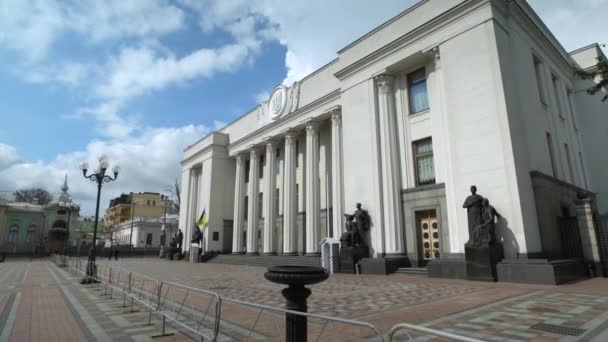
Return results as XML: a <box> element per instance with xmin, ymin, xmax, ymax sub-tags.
<box><xmin>179</xmin><ymin>0</ymin><xmax>607</xmax><ymax>280</ymax></box>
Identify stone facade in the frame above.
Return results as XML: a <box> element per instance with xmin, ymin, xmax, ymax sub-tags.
<box><xmin>179</xmin><ymin>0</ymin><xmax>607</xmax><ymax>281</ymax></box>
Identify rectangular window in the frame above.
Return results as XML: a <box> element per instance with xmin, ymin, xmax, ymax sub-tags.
<box><xmin>408</xmin><ymin>68</ymin><xmax>429</xmax><ymax>114</ymax></box>
<box><xmin>146</xmin><ymin>233</ymin><xmax>152</xmax><ymax>245</ymax></box>
<box><xmin>413</xmin><ymin>138</ymin><xmax>435</xmax><ymax>186</ymax></box>
<box><xmin>245</xmin><ymin>160</ymin><xmax>250</xmax><ymax>182</ymax></box>
<box><xmin>213</xmin><ymin>232</ymin><xmax>219</xmax><ymax>241</ymax></box>
<box><xmin>533</xmin><ymin>55</ymin><xmax>546</xmax><ymax>105</ymax></box>
<box><xmin>546</xmin><ymin>133</ymin><xmax>557</xmax><ymax>177</ymax></box>
<box><xmin>564</xmin><ymin>144</ymin><xmax>574</xmax><ymax>183</ymax></box>
<box><xmin>552</xmin><ymin>74</ymin><xmax>564</xmax><ymax>119</ymax></box>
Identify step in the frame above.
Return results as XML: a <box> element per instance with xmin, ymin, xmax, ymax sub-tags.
<box><xmin>207</xmin><ymin>254</ymin><xmax>321</xmax><ymax>268</ymax></box>
<box><xmin>394</xmin><ymin>267</ymin><xmax>428</xmax><ymax>275</ymax></box>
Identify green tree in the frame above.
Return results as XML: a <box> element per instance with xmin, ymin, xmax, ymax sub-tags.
<box><xmin>576</xmin><ymin>56</ymin><xmax>608</xmax><ymax>102</ymax></box>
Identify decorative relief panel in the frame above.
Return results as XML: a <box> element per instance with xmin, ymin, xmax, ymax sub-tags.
<box><xmin>257</xmin><ymin>81</ymin><xmax>300</xmax><ymax>127</ymax></box>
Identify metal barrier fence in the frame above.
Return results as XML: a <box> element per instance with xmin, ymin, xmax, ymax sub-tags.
<box><xmin>53</xmin><ymin>255</ymin><xmax>484</xmax><ymax>342</ymax></box>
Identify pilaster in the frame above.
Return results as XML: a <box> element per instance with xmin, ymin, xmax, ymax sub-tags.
<box><xmin>305</xmin><ymin>120</ymin><xmax>321</xmax><ymax>256</ymax></box>
<box><xmin>246</xmin><ymin>148</ymin><xmax>260</xmax><ymax>255</ymax></box>
<box><xmin>375</xmin><ymin>74</ymin><xmax>405</xmax><ymax>256</ymax></box>
<box><xmin>263</xmin><ymin>139</ymin><xmax>277</xmax><ymax>255</ymax></box>
<box><xmin>283</xmin><ymin>131</ymin><xmax>298</xmax><ymax>256</ymax></box>
<box><xmin>232</xmin><ymin>153</ymin><xmax>246</xmax><ymax>254</ymax></box>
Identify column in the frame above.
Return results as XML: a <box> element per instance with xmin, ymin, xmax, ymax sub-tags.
<box><xmin>283</xmin><ymin>131</ymin><xmax>298</xmax><ymax>255</ymax></box>
<box><xmin>232</xmin><ymin>153</ymin><xmax>246</xmax><ymax>254</ymax></box>
<box><xmin>375</xmin><ymin>74</ymin><xmax>405</xmax><ymax>256</ymax></box>
<box><xmin>178</xmin><ymin>169</ymin><xmax>192</xmax><ymax>243</ymax></box>
<box><xmin>246</xmin><ymin>148</ymin><xmax>260</xmax><ymax>255</ymax></box>
<box><xmin>330</xmin><ymin>109</ymin><xmax>344</xmax><ymax>239</ymax></box>
<box><xmin>576</xmin><ymin>197</ymin><xmax>602</xmax><ymax>275</ymax></box>
<box><xmin>305</xmin><ymin>120</ymin><xmax>321</xmax><ymax>256</ymax></box>
<box><xmin>187</xmin><ymin>168</ymin><xmax>200</xmax><ymax>252</ymax></box>
<box><xmin>263</xmin><ymin>139</ymin><xmax>277</xmax><ymax>255</ymax></box>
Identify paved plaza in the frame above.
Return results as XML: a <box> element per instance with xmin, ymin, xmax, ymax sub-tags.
<box><xmin>0</xmin><ymin>258</ymin><xmax>607</xmax><ymax>341</ymax></box>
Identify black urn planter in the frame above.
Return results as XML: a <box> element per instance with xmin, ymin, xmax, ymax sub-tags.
<box><xmin>264</xmin><ymin>265</ymin><xmax>329</xmax><ymax>342</ymax></box>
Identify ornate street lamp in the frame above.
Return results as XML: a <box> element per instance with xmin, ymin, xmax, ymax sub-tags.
<box><xmin>79</xmin><ymin>155</ymin><xmax>120</xmax><ymax>283</ymax></box>
<box><xmin>58</xmin><ymin>200</ymin><xmax>79</xmax><ymax>266</ymax></box>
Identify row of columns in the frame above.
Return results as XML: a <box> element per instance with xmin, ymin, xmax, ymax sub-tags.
<box><xmin>232</xmin><ymin>109</ymin><xmax>343</xmax><ymax>256</ymax></box>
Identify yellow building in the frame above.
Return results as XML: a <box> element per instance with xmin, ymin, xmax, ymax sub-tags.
<box><xmin>104</xmin><ymin>192</ymin><xmax>169</xmax><ymax>231</ymax></box>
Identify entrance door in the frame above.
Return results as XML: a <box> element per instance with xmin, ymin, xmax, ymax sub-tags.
<box><xmin>419</xmin><ymin>210</ymin><xmax>440</xmax><ymax>265</ymax></box>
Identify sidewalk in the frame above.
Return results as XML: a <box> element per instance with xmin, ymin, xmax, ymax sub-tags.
<box><xmin>0</xmin><ymin>260</ymin><xmax>191</xmax><ymax>342</ymax></box>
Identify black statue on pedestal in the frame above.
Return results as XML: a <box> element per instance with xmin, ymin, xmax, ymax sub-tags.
<box><xmin>466</xmin><ymin>198</ymin><xmax>501</xmax><ymax>247</ymax></box>
<box><xmin>340</xmin><ymin>214</ymin><xmax>355</xmax><ymax>247</ymax></box>
<box><xmin>463</xmin><ymin>186</ymin><xmax>504</xmax><ymax>281</ymax></box>
<box><xmin>463</xmin><ymin>185</ymin><xmax>483</xmax><ymax>237</ymax></box>
<box><xmin>353</xmin><ymin>203</ymin><xmax>370</xmax><ymax>237</ymax></box>
<box><xmin>177</xmin><ymin>229</ymin><xmax>184</xmax><ymax>250</ymax></box>
<box><xmin>191</xmin><ymin>227</ymin><xmax>202</xmax><ymax>245</ymax></box>
<box><xmin>339</xmin><ymin>205</ymin><xmax>371</xmax><ymax>273</ymax></box>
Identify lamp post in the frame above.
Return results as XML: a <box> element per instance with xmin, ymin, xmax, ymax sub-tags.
<box><xmin>79</xmin><ymin>156</ymin><xmax>119</xmax><ymax>284</ymax></box>
<box><xmin>159</xmin><ymin>194</ymin><xmax>169</xmax><ymax>257</ymax></box>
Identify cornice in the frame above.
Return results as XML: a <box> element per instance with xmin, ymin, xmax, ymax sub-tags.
<box><xmin>493</xmin><ymin>0</ymin><xmax>578</xmax><ymax>74</ymax></box>
<box><xmin>334</xmin><ymin>0</ymin><xmax>489</xmax><ymax>80</ymax></box>
<box><xmin>180</xmin><ymin>144</ymin><xmax>228</xmax><ymax>166</ymax></box>
<box><xmin>227</xmin><ymin>89</ymin><xmax>341</xmax><ymax>154</ymax></box>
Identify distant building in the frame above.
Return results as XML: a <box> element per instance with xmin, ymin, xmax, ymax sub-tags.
<box><xmin>111</xmin><ymin>215</ymin><xmax>178</xmax><ymax>248</ymax></box>
<box><xmin>104</xmin><ymin>192</ymin><xmax>170</xmax><ymax>229</ymax></box>
<box><xmin>0</xmin><ymin>176</ymin><xmax>79</xmax><ymax>254</ymax></box>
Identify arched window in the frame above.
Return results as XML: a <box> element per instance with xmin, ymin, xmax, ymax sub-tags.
<box><xmin>26</xmin><ymin>225</ymin><xmax>37</xmax><ymax>243</ymax></box>
<box><xmin>8</xmin><ymin>225</ymin><xmax>19</xmax><ymax>243</ymax></box>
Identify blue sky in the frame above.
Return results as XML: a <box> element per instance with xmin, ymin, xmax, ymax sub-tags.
<box><xmin>0</xmin><ymin>0</ymin><xmax>606</xmax><ymax>215</ymax></box>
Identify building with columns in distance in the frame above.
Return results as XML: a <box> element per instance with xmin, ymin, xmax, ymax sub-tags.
<box><xmin>179</xmin><ymin>0</ymin><xmax>607</xmax><ymax>280</ymax></box>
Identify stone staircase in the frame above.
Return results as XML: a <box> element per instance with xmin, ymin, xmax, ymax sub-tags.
<box><xmin>394</xmin><ymin>267</ymin><xmax>428</xmax><ymax>276</ymax></box>
<box><xmin>206</xmin><ymin>254</ymin><xmax>321</xmax><ymax>268</ymax></box>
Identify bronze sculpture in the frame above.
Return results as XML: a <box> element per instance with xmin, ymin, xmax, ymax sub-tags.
<box><xmin>340</xmin><ymin>214</ymin><xmax>355</xmax><ymax>247</ymax></box>
<box><xmin>463</xmin><ymin>185</ymin><xmax>483</xmax><ymax>237</ymax></box>
<box><xmin>466</xmin><ymin>198</ymin><xmax>501</xmax><ymax>247</ymax></box>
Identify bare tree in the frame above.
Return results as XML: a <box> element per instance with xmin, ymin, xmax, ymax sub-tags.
<box><xmin>14</xmin><ymin>188</ymin><xmax>53</xmax><ymax>205</ymax></box>
<box><xmin>165</xmin><ymin>179</ymin><xmax>181</xmax><ymax>214</ymax></box>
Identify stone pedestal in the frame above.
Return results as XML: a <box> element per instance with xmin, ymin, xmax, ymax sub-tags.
<box><xmin>465</xmin><ymin>243</ymin><xmax>503</xmax><ymax>282</ymax></box>
<box><xmin>339</xmin><ymin>246</ymin><xmax>369</xmax><ymax>274</ymax></box>
<box><xmin>190</xmin><ymin>246</ymin><xmax>201</xmax><ymax>263</ymax></box>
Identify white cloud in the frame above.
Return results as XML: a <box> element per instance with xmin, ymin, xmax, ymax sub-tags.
<box><xmin>528</xmin><ymin>0</ymin><xmax>607</xmax><ymax>53</ymax></box>
<box><xmin>181</xmin><ymin>0</ymin><xmax>417</xmax><ymax>84</ymax></box>
<box><xmin>96</xmin><ymin>43</ymin><xmax>251</xmax><ymax>101</ymax></box>
<box><xmin>0</xmin><ymin>0</ymin><xmax>185</xmax><ymax>61</ymax></box>
<box><xmin>75</xmin><ymin>101</ymin><xmax>138</xmax><ymax>139</ymax></box>
<box><xmin>0</xmin><ymin>0</ymin><xmax>65</xmax><ymax>61</ymax></box>
<box><xmin>255</xmin><ymin>90</ymin><xmax>270</xmax><ymax>103</ymax></box>
<box><xmin>68</xmin><ymin>0</ymin><xmax>184</xmax><ymax>43</ymax></box>
<box><xmin>0</xmin><ymin>124</ymin><xmax>210</xmax><ymax>215</ymax></box>
<box><xmin>0</xmin><ymin>143</ymin><xmax>20</xmax><ymax>171</ymax></box>
<box><xmin>20</xmin><ymin>62</ymin><xmax>93</xmax><ymax>87</ymax></box>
